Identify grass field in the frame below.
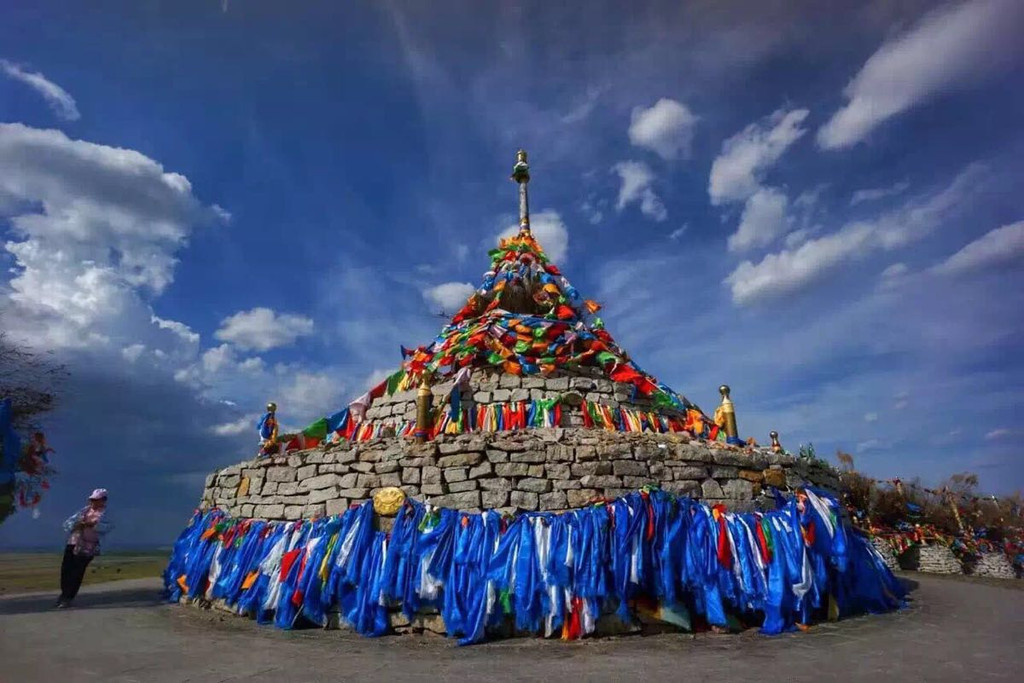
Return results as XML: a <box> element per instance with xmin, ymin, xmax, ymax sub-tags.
<box><xmin>0</xmin><ymin>551</ymin><xmax>169</xmax><ymax>595</ymax></box>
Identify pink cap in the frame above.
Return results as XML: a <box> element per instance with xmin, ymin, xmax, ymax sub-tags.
<box><xmin>88</xmin><ymin>488</ymin><xmax>108</xmax><ymax>500</ymax></box>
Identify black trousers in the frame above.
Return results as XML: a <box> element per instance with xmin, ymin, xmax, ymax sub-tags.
<box><xmin>59</xmin><ymin>544</ymin><xmax>93</xmax><ymax>602</ymax></box>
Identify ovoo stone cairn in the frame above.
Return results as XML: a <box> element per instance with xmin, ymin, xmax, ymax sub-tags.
<box><xmin>899</xmin><ymin>544</ymin><xmax>964</xmax><ymax>575</ymax></box>
<box><xmin>201</xmin><ymin>150</ymin><xmax>841</xmax><ymax>521</ymax></box>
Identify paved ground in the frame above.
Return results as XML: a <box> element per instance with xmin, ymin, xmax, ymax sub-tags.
<box><xmin>1</xmin><ymin>573</ymin><xmax>1021</xmax><ymax>682</ymax></box>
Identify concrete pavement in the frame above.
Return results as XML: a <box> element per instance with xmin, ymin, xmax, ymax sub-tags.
<box><xmin>1</xmin><ymin>574</ymin><xmax>1021</xmax><ymax>682</ymax></box>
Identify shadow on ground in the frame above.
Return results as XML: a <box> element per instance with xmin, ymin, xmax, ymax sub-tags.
<box><xmin>0</xmin><ymin>584</ymin><xmax>164</xmax><ymax>616</ymax></box>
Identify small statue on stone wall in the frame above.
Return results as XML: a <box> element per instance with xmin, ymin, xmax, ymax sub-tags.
<box><xmin>257</xmin><ymin>402</ymin><xmax>279</xmax><ymax>457</ymax></box>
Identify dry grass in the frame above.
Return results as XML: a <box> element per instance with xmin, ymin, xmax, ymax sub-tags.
<box><xmin>0</xmin><ymin>551</ymin><xmax>167</xmax><ymax>595</ymax></box>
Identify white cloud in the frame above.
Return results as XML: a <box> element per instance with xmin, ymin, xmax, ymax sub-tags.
<box><xmin>121</xmin><ymin>343</ymin><xmax>146</xmax><ymax>363</ymax></box>
<box><xmin>724</xmin><ymin>164</ymin><xmax>985</xmax><ymax>304</ymax></box>
<box><xmin>931</xmin><ymin>221</ymin><xmax>1024</xmax><ymax>277</ymax></box>
<box><xmin>728</xmin><ymin>187</ymin><xmax>789</xmax><ymax>252</ymax></box>
<box><xmin>210</xmin><ymin>414</ymin><xmax>259</xmax><ymax>437</ymax></box>
<box><xmin>0</xmin><ymin>123</ymin><xmax>222</xmax><ymax>350</ymax></box>
<box><xmin>628</xmin><ymin>98</ymin><xmax>699</xmax><ymax>160</ymax></box>
<box><xmin>279</xmin><ymin>370</ymin><xmax>345</xmax><ymax>418</ymax></box>
<box><xmin>561</xmin><ymin>86</ymin><xmax>604</xmax><ymax>124</ymax></box>
<box><xmin>1</xmin><ymin>59</ymin><xmax>80</xmax><ymax>121</ymax></box>
<box><xmin>422</xmin><ymin>281</ymin><xmax>475</xmax><ymax>312</ymax></box>
<box><xmin>499</xmin><ymin>209</ymin><xmax>570</xmax><ymax>262</ymax></box>
<box><xmin>864</xmin><ymin>412</ymin><xmax>879</xmax><ymax>423</ymax></box>
<box><xmin>850</xmin><ymin>181</ymin><xmax>910</xmax><ymax>206</ymax></box>
<box><xmin>708</xmin><ymin>108</ymin><xmax>809</xmax><ymax>205</ymax></box>
<box><xmin>214</xmin><ymin>307</ymin><xmax>314</xmax><ymax>352</ymax></box>
<box><xmin>878</xmin><ymin>262</ymin><xmax>910</xmax><ymax>289</ymax></box>
<box><xmin>580</xmin><ymin>199</ymin><xmax>603</xmax><ymax>225</ymax></box>
<box><xmin>612</xmin><ymin>161</ymin><xmax>667</xmax><ymax>221</ymax></box>
<box><xmin>818</xmin><ymin>0</ymin><xmax>1024</xmax><ymax>149</ymax></box>
<box><xmin>669</xmin><ymin>224</ymin><xmax>688</xmax><ymax>241</ymax></box>
<box><xmin>985</xmin><ymin>428</ymin><xmax>1011</xmax><ymax>440</ymax></box>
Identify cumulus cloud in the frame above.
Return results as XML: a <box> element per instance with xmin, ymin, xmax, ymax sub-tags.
<box><xmin>628</xmin><ymin>98</ymin><xmax>699</xmax><ymax>160</ymax></box>
<box><xmin>728</xmin><ymin>187</ymin><xmax>789</xmax><ymax>252</ymax></box>
<box><xmin>612</xmin><ymin>161</ymin><xmax>667</xmax><ymax>221</ymax></box>
<box><xmin>850</xmin><ymin>181</ymin><xmax>910</xmax><ymax>206</ymax></box>
<box><xmin>0</xmin><ymin>123</ymin><xmax>223</xmax><ymax>350</ymax></box>
<box><xmin>931</xmin><ymin>221</ymin><xmax>1024</xmax><ymax>277</ymax></box>
<box><xmin>708</xmin><ymin>108</ymin><xmax>809</xmax><ymax>205</ymax></box>
<box><xmin>724</xmin><ymin>164</ymin><xmax>985</xmax><ymax>304</ymax></box>
<box><xmin>422</xmin><ymin>281</ymin><xmax>475</xmax><ymax>312</ymax></box>
<box><xmin>499</xmin><ymin>209</ymin><xmax>570</xmax><ymax>262</ymax></box>
<box><xmin>985</xmin><ymin>428</ymin><xmax>1011</xmax><ymax>440</ymax></box>
<box><xmin>1</xmin><ymin>59</ymin><xmax>80</xmax><ymax>121</ymax></box>
<box><xmin>818</xmin><ymin>0</ymin><xmax>1024</xmax><ymax>149</ymax></box>
<box><xmin>210</xmin><ymin>414</ymin><xmax>259</xmax><ymax>437</ymax></box>
<box><xmin>214</xmin><ymin>307</ymin><xmax>315</xmax><ymax>352</ymax></box>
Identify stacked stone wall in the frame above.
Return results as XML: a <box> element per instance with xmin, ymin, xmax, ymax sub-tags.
<box><xmin>899</xmin><ymin>544</ymin><xmax>964</xmax><ymax>574</ymax></box>
<box><xmin>361</xmin><ymin>368</ymin><xmax>683</xmax><ymax>428</ymax></box>
<box><xmin>968</xmin><ymin>552</ymin><xmax>1017</xmax><ymax>579</ymax></box>
<box><xmin>201</xmin><ymin>428</ymin><xmax>840</xmax><ymax>521</ymax></box>
<box><xmin>870</xmin><ymin>538</ymin><xmax>901</xmax><ymax>573</ymax></box>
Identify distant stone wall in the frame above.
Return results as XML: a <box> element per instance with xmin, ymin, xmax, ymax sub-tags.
<box><xmin>200</xmin><ymin>429</ymin><xmax>840</xmax><ymax>521</ymax></box>
<box><xmin>899</xmin><ymin>544</ymin><xmax>963</xmax><ymax>574</ymax></box>
<box><xmin>871</xmin><ymin>538</ymin><xmax>901</xmax><ymax>572</ymax></box>
<box><xmin>968</xmin><ymin>552</ymin><xmax>1017</xmax><ymax>579</ymax></box>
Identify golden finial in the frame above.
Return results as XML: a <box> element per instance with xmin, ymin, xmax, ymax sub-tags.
<box><xmin>770</xmin><ymin>430</ymin><xmax>783</xmax><ymax>453</ymax></box>
<box><xmin>414</xmin><ymin>371</ymin><xmax>434</xmax><ymax>443</ymax></box>
<box><xmin>266</xmin><ymin>402</ymin><xmax>277</xmax><ymax>413</ymax></box>
<box><xmin>717</xmin><ymin>384</ymin><xmax>742</xmax><ymax>446</ymax></box>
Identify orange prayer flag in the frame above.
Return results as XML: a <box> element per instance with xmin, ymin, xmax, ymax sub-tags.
<box><xmin>584</xmin><ymin>299</ymin><xmax>602</xmax><ymax>314</ymax></box>
<box><xmin>241</xmin><ymin>570</ymin><xmax>260</xmax><ymax>591</ymax></box>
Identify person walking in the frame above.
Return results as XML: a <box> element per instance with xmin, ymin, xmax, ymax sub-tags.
<box><xmin>56</xmin><ymin>488</ymin><xmax>112</xmax><ymax>608</ymax></box>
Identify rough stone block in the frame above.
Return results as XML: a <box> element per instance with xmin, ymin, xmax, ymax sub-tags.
<box><xmin>301</xmin><ymin>473</ymin><xmax>339</xmax><ymax>491</ymax></box>
<box><xmin>266</xmin><ymin>467</ymin><xmax>296</xmax><ymax>483</ymax></box>
<box><xmin>421</xmin><ymin>483</ymin><xmax>445</xmax><ymax>496</ymax></box>
<box><xmin>482</xmin><ymin>490</ymin><xmax>510</xmax><ymax>508</ymax></box>
<box><xmin>580</xmin><ymin>474</ymin><xmax>624</xmax><ymax>488</ymax></box>
<box><xmin>547</xmin><ymin>377</ymin><xmax>569</xmax><ymax>391</ymax></box>
<box><xmin>567</xmin><ymin>488</ymin><xmax>600</xmax><ymax>507</ymax></box>
<box><xmin>527</xmin><ymin>464</ymin><xmax>545</xmax><ymax>477</ymax></box>
<box><xmin>447</xmin><ymin>479</ymin><xmax>479</xmax><ymax>493</ymax></box>
<box><xmin>254</xmin><ymin>503</ymin><xmax>285</xmax><ymax>518</ymax></box>
<box><xmin>491</xmin><ymin>389</ymin><xmax>512</xmax><ymax>402</ymax></box>
<box><xmin>473</xmin><ymin>391</ymin><xmax>492</xmax><ymax>403</ymax></box>
<box><xmin>546</xmin><ymin>463</ymin><xmax>570</xmax><ymax>479</ymax></box>
<box><xmin>374</xmin><ymin>461</ymin><xmax>400</xmax><ymax>474</ymax></box>
<box><xmin>721</xmin><ymin>479</ymin><xmax>753</xmax><ymax>500</ymax></box>
<box><xmin>613</xmin><ymin>461</ymin><xmax>648</xmax><ymax>476</ymax></box>
<box><xmin>623</xmin><ymin>476</ymin><xmax>657</xmax><ymax>488</ymax></box>
<box><xmin>401</xmin><ymin>468</ymin><xmax>421</xmax><ymax>485</ymax></box>
<box><xmin>283</xmin><ymin>505</ymin><xmax>303</xmax><ymax>521</ymax></box>
<box><xmin>379</xmin><ymin>472</ymin><xmax>401</xmax><ymax>487</ymax></box>
<box><xmin>575</xmin><ymin>445</ymin><xmax>598</xmax><ymax>461</ymax></box>
<box><xmin>510</xmin><ymin>490</ymin><xmax>539</xmax><ymax>510</ymax></box>
<box><xmin>308</xmin><ymin>487</ymin><xmax>340</xmax><ymax>504</ymax></box>
<box><xmin>509</xmin><ymin>450</ymin><xmax>546</xmax><ymax>463</ymax></box>
<box><xmin>711</xmin><ymin>466</ymin><xmax>739</xmax><ymax>479</ymax></box>
<box><xmin>553</xmin><ymin>480</ymin><xmax>582</xmax><ymax>490</ymax></box>
<box><xmin>485</xmin><ymin>449</ymin><xmax>509</xmax><ymax>463</ymax></box>
<box><xmin>539</xmin><ymin>491</ymin><xmax>568</xmax><ymax>511</ymax></box>
<box><xmin>499</xmin><ymin>374</ymin><xmax>521</xmax><ymax>389</ymax></box>
<box><xmin>338</xmin><ymin>488</ymin><xmax>369</xmax><ymax>499</ymax></box>
<box><xmin>495</xmin><ymin>462</ymin><xmax>530</xmax><ymax>477</ymax></box>
<box><xmin>701</xmin><ymin>479</ymin><xmax>724</xmax><ymax>498</ymax></box>
<box><xmin>325</xmin><ymin>498</ymin><xmax>350</xmax><ymax>516</ymax></box>
<box><xmin>468</xmin><ymin>461</ymin><xmax>493</xmax><ymax>479</ymax></box>
<box><xmin>480</xmin><ymin>478</ymin><xmax>513</xmax><ymax>491</ymax></box>
<box><xmin>350</xmin><ymin>462</ymin><xmax>374</xmax><ymax>473</ymax></box>
<box><xmin>518</xmin><ymin>478</ymin><xmax>551</xmax><ymax>493</ymax></box>
<box><xmin>510</xmin><ymin>388</ymin><xmax>531</xmax><ymax>402</ymax></box>
<box><xmin>277</xmin><ymin>482</ymin><xmax>300</xmax><ymax>496</ymax></box>
<box><xmin>669</xmin><ymin>481</ymin><xmax>701</xmax><ymax>498</ymax></box>
<box><xmin>438</xmin><ymin>452</ymin><xmax>484</xmax><ymax>468</ymax></box>
<box><xmin>443</xmin><ymin>467</ymin><xmax>468</xmax><ymax>483</ymax></box>
<box><xmin>432</xmin><ymin>491</ymin><xmax>480</xmax><ymax>510</ymax></box>
<box><xmin>669</xmin><ymin>465</ymin><xmax>708</xmax><ymax>480</ymax></box>
<box><xmin>762</xmin><ymin>468</ymin><xmax>786</xmax><ymax>488</ymax></box>
<box><xmin>356</xmin><ymin>473</ymin><xmax>380</xmax><ymax>488</ymax></box>
<box><xmin>296</xmin><ymin>465</ymin><xmax>317</xmax><ymax>480</ymax></box>
<box><xmin>219</xmin><ymin>474</ymin><xmax>241</xmax><ymax>489</ymax></box>
<box><xmin>738</xmin><ymin>469</ymin><xmax>764</xmax><ymax>483</ymax></box>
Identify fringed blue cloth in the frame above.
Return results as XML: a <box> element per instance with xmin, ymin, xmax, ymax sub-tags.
<box><xmin>163</xmin><ymin>488</ymin><xmax>904</xmax><ymax>644</ymax></box>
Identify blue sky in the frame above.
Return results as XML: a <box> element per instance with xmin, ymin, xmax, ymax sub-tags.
<box><xmin>2</xmin><ymin>0</ymin><xmax>1023</xmax><ymax>547</ymax></box>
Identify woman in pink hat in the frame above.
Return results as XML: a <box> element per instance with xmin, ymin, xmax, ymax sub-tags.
<box><xmin>56</xmin><ymin>488</ymin><xmax>113</xmax><ymax>608</ymax></box>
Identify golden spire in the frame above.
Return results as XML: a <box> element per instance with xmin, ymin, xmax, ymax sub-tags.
<box><xmin>511</xmin><ymin>149</ymin><xmax>531</xmax><ymax>233</ymax></box>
